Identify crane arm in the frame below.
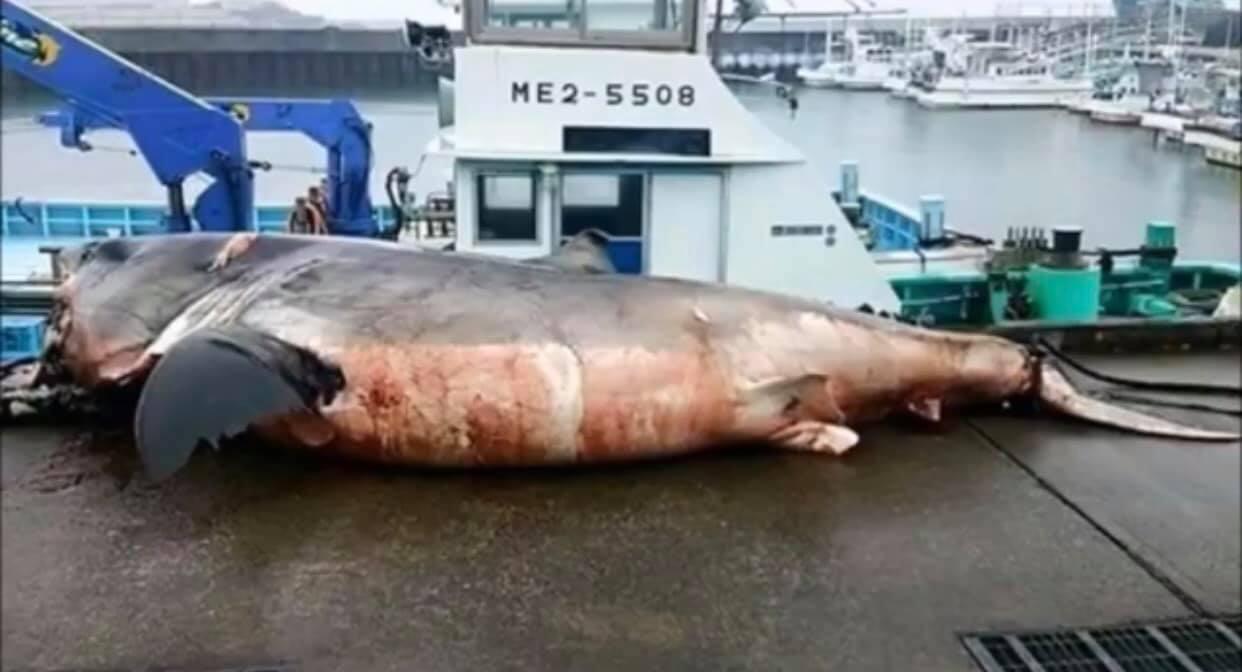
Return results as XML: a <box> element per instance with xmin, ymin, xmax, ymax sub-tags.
<box><xmin>1</xmin><ymin>0</ymin><xmax>252</xmax><ymax>231</ymax></box>
<box><xmin>212</xmin><ymin>99</ymin><xmax>377</xmax><ymax>237</ymax></box>
<box><xmin>38</xmin><ymin>98</ymin><xmax>379</xmax><ymax>237</ymax></box>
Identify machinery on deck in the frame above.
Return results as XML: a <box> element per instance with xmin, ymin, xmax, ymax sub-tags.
<box><xmin>0</xmin><ymin>0</ymin><xmax>377</xmax><ymax>235</ymax></box>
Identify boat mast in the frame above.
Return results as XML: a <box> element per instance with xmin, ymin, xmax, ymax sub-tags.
<box><xmin>824</xmin><ymin>16</ymin><xmax>833</xmax><ymax>64</ymax></box>
<box><xmin>1167</xmin><ymin>0</ymin><xmax>1175</xmax><ymax>47</ymax></box>
<box><xmin>1085</xmin><ymin>2</ymin><xmax>1094</xmax><ymax>75</ymax></box>
<box><xmin>904</xmin><ymin>12</ymin><xmax>912</xmax><ymax>58</ymax></box>
<box><xmin>1144</xmin><ymin>3</ymin><xmax>1152</xmax><ymax>60</ymax></box>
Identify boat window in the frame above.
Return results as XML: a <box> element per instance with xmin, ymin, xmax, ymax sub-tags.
<box><xmin>585</xmin><ymin>0</ymin><xmax>682</xmax><ymax>32</ymax></box>
<box><xmin>468</xmin><ymin>0</ymin><xmax>696</xmax><ymax>49</ymax></box>
<box><xmin>561</xmin><ymin>173</ymin><xmax>643</xmax><ymax>238</ymax></box>
<box><xmin>484</xmin><ymin>0</ymin><xmax>582</xmax><ymax>30</ymax></box>
<box><xmin>476</xmin><ymin>173</ymin><xmax>538</xmax><ymax>243</ymax></box>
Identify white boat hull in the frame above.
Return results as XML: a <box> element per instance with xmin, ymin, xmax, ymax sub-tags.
<box><xmin>1062</xmin><ymin>95</ymin><xmax>1094</xmax><ymax>114</ymax></box>
<box><xmin>1079</xmin><ymin>95</ymin><xmax>1151</xmax><ymax>125</ymax></box>
<box><xmin>837</xmin><ymin>77</ymin><xmax>888</xmax><ymax>91</ymax></box>
<box><xmin>884</xmin><ymin>77</ymin><xmax>917</xmax><ymax>98</ymax></box>
<box><xmin>1089</xmin><ymin>109</ymin><xmax>1142</xmax><ymax>125</ymax></box>
<box><xmin>1140</xmin><ymin>111</ymin><xmax>1187</xmax><ymax>140</ymax></box>
<box><xmin>1204</xmin><ymin>144</ymin><xmax>1242</xmax><ymax>168</ymax></box>
<box><xmin>797</xmin><ymin>67</ymin><xmax>888</xmax><ymax>91</ymax></box>
<box><xmin>796</xmin><ymin>67</ymin><xmax>837</xmax><ymax>88</ymax></box>
<box><xmin>1185</xmin><ymin>130</ymin><xmax>1242</xmax><ymax>169</ymax></box>
<box><xmin>916</xmin><ymin>77</ymin><xmax>1094</xmax><ymax>109</ymax></box>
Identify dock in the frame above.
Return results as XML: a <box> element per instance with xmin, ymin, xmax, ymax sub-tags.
<box><xmin>3</xmin><ymin>352</ymin><xmax>1238</xmax><ymax>671</ymax></box>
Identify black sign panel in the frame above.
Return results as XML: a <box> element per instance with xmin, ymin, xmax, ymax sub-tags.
<box><xmin>562</xmin><ymin>126</ymin><xmax>710</xmax><ymax>157</ymax></box>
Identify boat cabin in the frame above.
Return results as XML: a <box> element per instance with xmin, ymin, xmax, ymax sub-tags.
<box><xmin>417</xmin><ymin>0</ymin><xmax>902</xmax><ymax>311</ymax></box>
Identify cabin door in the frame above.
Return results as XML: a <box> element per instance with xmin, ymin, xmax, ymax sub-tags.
<box><xmin>647</xmin><ymin>172</ymin><xmax>723</xmax><ymax>282</ymax></box>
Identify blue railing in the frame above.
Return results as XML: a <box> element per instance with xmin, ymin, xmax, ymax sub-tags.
<box><xmin>834</xmin><ymin>161</ymin><xmax>946</xmax><ymax>254</ymax></box>
<box><xmin>858</xmin><ymin>192</ymin><xmax>925</xmax><ymax>252</ymax></box>
<box><xmin>1</xmin><ymin>200</ymin><xmax>399</xmax><ymax>239</ymax></box>
<box><xmin>833</xmin><ymin>189</ymin><xmax>927</xmax><ymax>253</ymax></box>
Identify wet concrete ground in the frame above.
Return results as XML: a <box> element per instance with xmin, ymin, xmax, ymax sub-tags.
<box><xmin>2</xmin><ymin>353</ymin><xmax>1239</xmax><ymax>672</ymax></box>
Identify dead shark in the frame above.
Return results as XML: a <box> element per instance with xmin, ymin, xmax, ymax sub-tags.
<box><xmin>31</xmin><ymin>232</ymin><xmax>1238</xmax><ymax>480</ymax></box>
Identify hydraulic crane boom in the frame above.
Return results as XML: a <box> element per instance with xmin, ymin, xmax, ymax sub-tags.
<box><xmin>2</xmin><ymin>0</ymin><xmax>378</xmax><ymax>236</ymax></box>
<box><xmin>1</xmin><ymin>0</ymin><xmax>251</xmax><ymax>232</ymax></box>
<box><xmin>38</xmin><ymin>98</ymin><xmax>378</xmax><ymax>237</ymax></box>
<box><xmin>213</xmin><ymin>99</ymin><xmax>376</xmax><ymax>237</ymax></box>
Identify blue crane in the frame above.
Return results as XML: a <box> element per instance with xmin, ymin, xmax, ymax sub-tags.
<box><xmin>1</xmin><ymin>0</ymin><xmax>378</xmax><ymax>236</ymax></box>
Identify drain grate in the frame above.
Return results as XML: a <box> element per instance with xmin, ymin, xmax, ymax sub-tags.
<box><xmin>962</xmin><ymin>616</ymin><xmax>1242</xmax><ymax>672</ymax></box>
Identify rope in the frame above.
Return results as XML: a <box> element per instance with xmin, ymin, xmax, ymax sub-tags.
<box><xmin>86</xmin><ymin>145</ymin><xmax>138</xmax><ymax>156</ymax></box>
<box><xmin>249</xmin><ymin>160</ymin><xmax>326</xmax><ymax>175</ymax></box>
<box><xmin>1034</xmin><ymin>335</ymin><xmax>1242</xmax><ymax>397</ymax></box>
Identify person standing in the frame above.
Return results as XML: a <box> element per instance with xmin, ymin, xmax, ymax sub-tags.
<box><xmin>307</xmin><ymin>185</ymin><xmax>329</xmax><ymax>235</ymax></box>
<box><xmin>286</xmin><ymin>197</ymin><xmax>312</xmax><ymax>234</ymax></box>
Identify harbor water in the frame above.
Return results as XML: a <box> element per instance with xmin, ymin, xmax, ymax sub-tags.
<box><xmin>2</xmin><ymin>85</ymin><xmax>1239</xmax><ymax>263</ymax></box>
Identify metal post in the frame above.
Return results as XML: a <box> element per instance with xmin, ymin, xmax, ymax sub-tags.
<box><xmin>919</xmin><ymin>195</ymin><xmax>945</xmax><ymax>241</ymax></box>
<box><xmin>840</xmin><ymin>161</ymin><xmax>859</xmax><ymax>207</ymax></box>
<box><xmin>537</xmin><ymin>163</ymin><xmax>559</xmax><ymax>250</ymax></box>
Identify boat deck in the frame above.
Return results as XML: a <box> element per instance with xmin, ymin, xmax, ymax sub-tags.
<box><xmin>2</xmin><ymin>353</ymin><xmax>1239</xmax><ymax>671</ymax></box>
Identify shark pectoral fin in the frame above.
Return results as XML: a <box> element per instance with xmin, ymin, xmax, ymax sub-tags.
<box><xmin>740</xmin><ymin>373</ymin><xmax>840</xmax><ymax>423</ymax></box>
<box><xmin>771</xmin><ymin>420</ymin><xmax>860</xmax><ymax>456</ymax></box>
<box><xmin>905</xmin><ymin>397</ymin><xmax>943</xmax><ymax>423</ymax></box>
<box><xmin>134</xmin><ymin>326</ymin><xmax>345</xmax><ymax>482</ymax></box>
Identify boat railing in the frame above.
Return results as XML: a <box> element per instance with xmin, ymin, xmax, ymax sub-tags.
<box><xmin>856</xmin><ymin>191</ymin><xmax>926</xmax><ymax>253</ymax></box>
<box><xmin>400</xmin><ymin>207</ymin><xmax>458</xmax><ymax>245</ymax></box>
<box><xmin>1</xmin><ymin>199</ymin><xmax>400</xmax><ymax>238</ymax></box>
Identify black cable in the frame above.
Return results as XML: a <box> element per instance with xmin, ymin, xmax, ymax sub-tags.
<box><xmin>944</xmin><ymin>227</ymin><xmax>993</xmax><ymax>246</ymax></box>
<box><xmin>384</xmin><ymin>167</ymin><xmax>408</xmax><ymax>240</ymax></box>
<box><xmin>1034</xmin><ymin>335</ymin><xmax>1242</xmax><ymax>397</ymax></box>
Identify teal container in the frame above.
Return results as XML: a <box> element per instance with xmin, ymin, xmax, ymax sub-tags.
<box><xmin>1145</xmin><ymin>221</ymin><xmax>1176</xmax><ymax>249</ymax></box>
<box><xmin>1027</xmin><ymin>265</ymin><xmax>1102</xmax><ymax>322</ymax></box>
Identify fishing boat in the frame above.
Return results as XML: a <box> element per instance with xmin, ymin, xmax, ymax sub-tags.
<box><xmin>881</xmin><ymin>70</ymin><xmax>914</xmax><ymax>97</ymax></box>
<box><xmin>1070</xmin><ymin>61</ymin><xmax>1153</xmax><ymax>125</ymax></box>
<box><xmin>882</xmin><ymin>41</ymin><xmax>934</xmax><ymax>99</ymax></box>
<box><xmin>1185</xmin><ymin>121</ymin><xmax>1242</xmax><ymax>169</ymax></box>
<box><xmin>913</xmin><ymin>36</ymin><xmax>1093</xmax><ymax>109</ymax></box>
<box><xmin>1140</xmin><ymin>91</ymin><xmax>1240</xmax><ymax>168</ymax></box>
<box><xmin>796</xmin><ymin>26</ymin><xmax>894</xmax><ymax>91</ymax></box>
